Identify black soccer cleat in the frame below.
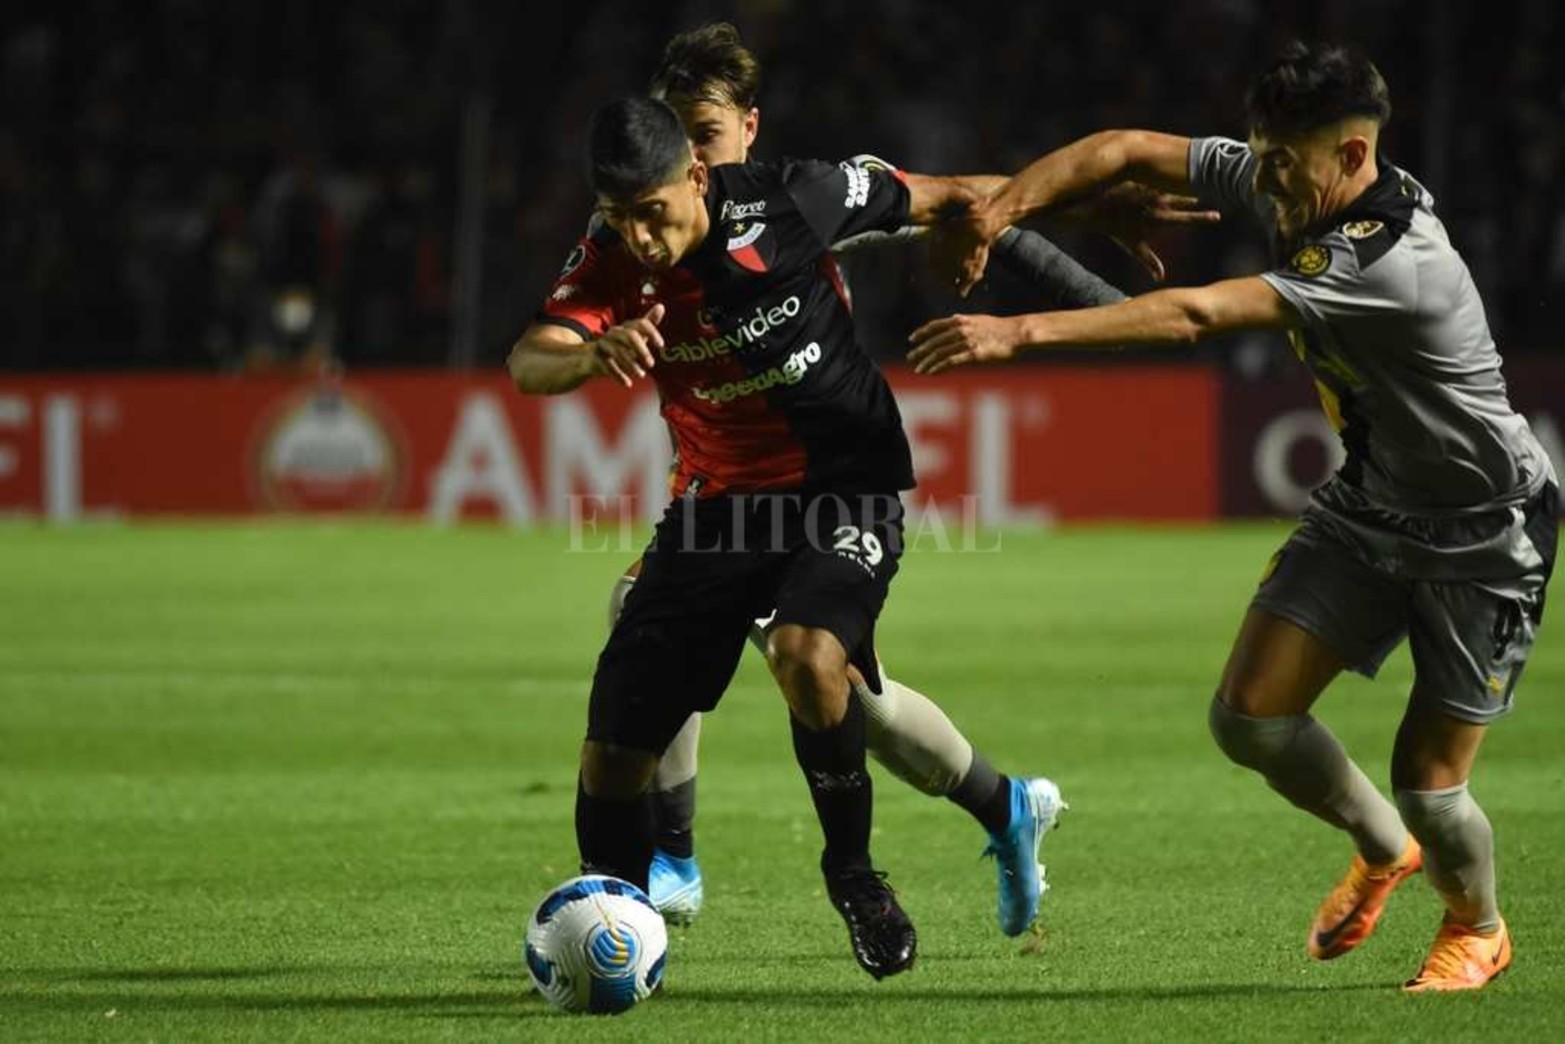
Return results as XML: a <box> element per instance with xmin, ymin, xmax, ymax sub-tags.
<box><xmin>825</xmin><ymin>867</ymin><xmax>917</xmax><ymax>980</ymax></box>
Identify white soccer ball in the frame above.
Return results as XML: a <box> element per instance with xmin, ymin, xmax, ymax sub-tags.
<box><xmin>524</xmin><ymin>875</ymin><xmax>668</xmax><ymax>1015</ymax></box>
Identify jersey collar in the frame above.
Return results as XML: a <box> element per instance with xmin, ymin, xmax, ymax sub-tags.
<box><xmin>1308</xmin><ymin>155</ymin><xmax>1417</xmax><ymax>242</ymax></box>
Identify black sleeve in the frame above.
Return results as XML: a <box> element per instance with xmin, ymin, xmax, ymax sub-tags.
<box><xmin>784</xmin><ymin>158</ymin><xmax>912</xmax><ymax>250</ymax></box>
<box><xmin>990</xmin><ymin>227</ymin><xmax>1129</xmax><ymax>308</ymax></box>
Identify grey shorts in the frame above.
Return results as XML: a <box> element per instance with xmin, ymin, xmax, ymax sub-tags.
<box><xmin>1251</xmin><ymin>479</ymin><xmax>1558</xmax><ymax>724</ymax></box>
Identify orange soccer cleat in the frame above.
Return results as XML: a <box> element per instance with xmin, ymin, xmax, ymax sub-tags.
<box><xmin>1403</xmin><ymin>916</ymin><xmax>1512</xmax><ymax>992</ymax></box>
<box><xmin>1307</xmin><ymin>837</ymin><xmax>1423</xmax><ymax>960</ymax></box>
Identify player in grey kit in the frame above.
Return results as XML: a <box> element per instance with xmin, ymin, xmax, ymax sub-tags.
<box><xmin>911</xmin><ymin>41</ymin><xmax>1556</xmax><ymax>992</ymax></box>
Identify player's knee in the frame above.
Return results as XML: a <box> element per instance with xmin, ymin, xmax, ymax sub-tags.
<box><xmin>1394</xmin><ymin>784</ymin><xmax>1474</xmax><ymax>842</ymax></box>
<box><xmin>767</xmin><ymin>626</ymin><xmax>847</xmax><ymax>727</ymax></box>
<box><xmin>1208</xmin><ymin>696</ymin><xmax>1302</xmax><ymax>771</ymax></box>
<box><xmin>1215</xmin><ymin>674</ymin><xmax>1278</xmax><ymax>718</ymax></box>
<box><xmin>766</xmin><ymin>626</ymin><xmax>842</xmax><ymax>689</ymax></box>
<box><xmin>580</xmin><ymin>740</ymin><xmax>657</xmax><ymax>800</ymax></box>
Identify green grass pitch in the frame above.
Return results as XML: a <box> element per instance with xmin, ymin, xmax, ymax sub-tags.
<box><xmin>2</xmin><ymin>520</ymin><xmax>1563</xmax><ymax>1041</ymax></box>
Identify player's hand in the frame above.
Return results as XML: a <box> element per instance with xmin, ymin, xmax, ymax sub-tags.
<box><xmin>907</xmin><ymin>313</ymin><xmax>1022</xmax><ymax>375</ymax></box>
<box><xmin>1064</xmin><ymin>182</ymin><xmax>1220</xmax><ymax>282</ymax></box>
<box><xmin>932</xmin><ymin>208</ymin><xmax>997</xmax><ymax>299</ymax></box>
<box><xmin>593</xmin><ymin>304</ymin><xmax>664</xmax><ymax>387</ymax></box>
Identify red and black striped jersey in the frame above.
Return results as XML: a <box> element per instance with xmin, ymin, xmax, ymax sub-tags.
<box><xmin>537</xmin><ymin>157</ymin><xmax>915</xmax><ymax>498</ymax></box>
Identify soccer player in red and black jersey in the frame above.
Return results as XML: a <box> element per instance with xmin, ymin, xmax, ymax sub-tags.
<box><xmin>509</xmin><ymin>95</ymin><xmax>996</xmax><ymax>979</ymax></box>
<box><xmin>620</xmin><ymin>25</ymin><xmax>1068</xmax><ymax>941</ymax></box>
<box><xmin>536</xmin><ymin>24</ymin><xmax>1176</xmax><ymax>947</ymax></box>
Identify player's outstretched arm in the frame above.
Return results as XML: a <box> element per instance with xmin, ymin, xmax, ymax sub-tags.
<box><xmin>990</xmin><ymin>227</ymin><xmax>1128</xmax><ymax>308</ymax></box>
<box><xmin>901</xmin><ymin>173</ymin><xmax>988</xmax><ymax>226</ymax></box>
<box><xmin>508</xmin><ymin>304</ymin><xmax>667</xmax><ymax>394</ymax></box>
<box><xmin>1057</xmin><ymin>181</ymin><xmax>1220</xmax><ymax>283</ymax></box>
<box><xmin>907</xmin><ymin>276</ymin><xmax>1292</xmax><ymax>375</ymax></box>
<box><xmin>948</xmin><ymin>130</ymin><xmax>1195</xmax><ymax>295</ymax></box>
<box><xmin>827</xmin><ymin>177</ymin><xmax>1009</xmax><ymax>254</ymax></box>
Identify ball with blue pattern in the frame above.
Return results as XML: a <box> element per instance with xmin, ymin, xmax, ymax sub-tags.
<box><xmin>524</xmin><ymin>874</ymin><xmax>668</xmax><ymax>1015</ymax></box>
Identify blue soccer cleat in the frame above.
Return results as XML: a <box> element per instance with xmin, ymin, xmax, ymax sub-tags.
<box><xmin>648</xmin><ymin>848</ymin><xmax>704</xmax><ymax>926</ymax></box>
<box><xmin>983</xmin><ymin>777</ymin><xmax>1067</xmax><ymax>936</ymax></box>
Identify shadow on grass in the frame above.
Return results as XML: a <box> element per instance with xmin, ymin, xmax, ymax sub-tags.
<box><xmin>40</xmin><ymin>967</ymin><xmax>297</xmax><ymax>984</ymax></box>
<box><xmin>0</xmin><ymin>964</ymin><xmax>541</xmax><ymax>1019</ymax></box>
<box><xmin>0</xmin><ymin>987</ymin><xmax>537</xmax><ymax>1016</ymax></box>
<box><xmin>0</xmin><ymin>977</ymin><xmax>1393</xmax><ymax>1019</ymax></box>
<box><xmin>667</xmin><ymin>981</ymin><xmax>1391</xmax><ymax>1005</ymax></box>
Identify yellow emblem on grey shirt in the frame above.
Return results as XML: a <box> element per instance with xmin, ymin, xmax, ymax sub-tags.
<box><xmin>1343</xmin><ymin>220</ymin><xmax>1384</xmax><ymax>240</ymax></box>
<box><xmin>1289</xmin><ymin>244</ymin><xmax>1331</xmax><ymax>277</ymax></box>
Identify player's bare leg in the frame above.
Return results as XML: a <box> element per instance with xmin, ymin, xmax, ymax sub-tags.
<box><xmin>768</xmin><ymin>623</ymin><xmax>915</xmax><ymax>979</ymax></box>
<box><xmin>1211</xmin><ymin>608</ymin><xmax>1417</xmax><ymax>960</ymax></box>
<box><xmin>1392</xmin><ymin>704</ymin><xmax>1509</xmax><ymax>991</ymax></box>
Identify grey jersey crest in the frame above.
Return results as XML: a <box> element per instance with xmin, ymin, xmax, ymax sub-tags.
<box><xmin>1190</xmin><ymin>136</ymin><xmax>1554</xmax><ymax>515</ymax></box>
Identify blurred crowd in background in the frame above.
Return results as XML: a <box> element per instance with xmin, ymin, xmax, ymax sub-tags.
<box><xmin>1</xmin><ymin>0</ymin><xmax>1561</xmax><ymax>374</ymax></box>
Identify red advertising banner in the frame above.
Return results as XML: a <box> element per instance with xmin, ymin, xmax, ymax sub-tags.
<box><xmin>0</xmin><ymin>366</ymin><xmax>1219</xmax><ymax>523</ymax></box>
<box><xmin>1219</xmin><ymin>359</ymin><xmax>1565</xmax><ymax>517</ymax></box>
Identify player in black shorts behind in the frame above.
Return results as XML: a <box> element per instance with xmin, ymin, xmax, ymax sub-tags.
<box><xmin>509</xmin><ymin>95</ymin><xmax>986</xmax><ymax>979</ymax></box>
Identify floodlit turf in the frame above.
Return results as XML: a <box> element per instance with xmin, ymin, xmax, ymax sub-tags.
<box><xmin>2</xmin><ymin>519</ymin><xmax>1563</xmax><ymax>1041</ymax></box>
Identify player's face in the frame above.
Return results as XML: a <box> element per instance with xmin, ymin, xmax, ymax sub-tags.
<box><xmin>596</xmin><ymin>161</ymin><xmax>711</xmax><ymax>270</ymax></box>
<box><xmin>1247</xmin><ymin>126</ymin><xmax>1356</xmax><ymax>240</ymax></box>
<box><xmin>669</xmin><ymin>97</ymin><xmax>758</xmax><ymax>167</ymax></box>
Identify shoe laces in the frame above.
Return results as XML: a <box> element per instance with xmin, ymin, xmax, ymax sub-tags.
<box><xmin>831</xmin><ymin>868</ymin><xmax>894</xmax><ymax>914</ymax></box>
<box><xmin>1417</xmin><ymin>922</ymin><xmax>1488</xmax><ymax>981</ymax></box>
<box><xmin>1323</xmin><ymin>852</ymin><xmax>1406</xmax><ymax>916</ymax></box>
<box><xmin>1321</xmin><ymin>859</ymin><xmax>1373</xmax><ymax>918</ymax></box>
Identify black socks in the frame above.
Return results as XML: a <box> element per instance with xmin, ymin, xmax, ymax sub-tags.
<box><xmin>575</xmin><ymin>776</ymin><xmax>654</xmax><ymax>892</ymax></box>
<box><xmin>949</xmin><ymin>754</ymin><xmax>1012</xmax><ymax>835</ymax></box>
<box><xmin>651</xmin><ymin>779</ymin><xmax>696</xmax><ymax>859</ymax></box>
<box><xmin>791</xmin><ymin>693</ymin><xmax>874</xmax><ymax>875</ymax></box>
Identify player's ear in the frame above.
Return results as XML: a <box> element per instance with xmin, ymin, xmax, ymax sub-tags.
<box><xmin>1339</xmin><ymin>135</ymin><xmax>1370</xmax><ymax>176</ymax></box>
<box><xmin>690</xmin><ymin>158</ymin><xmax>709</xmax><ymax>196</ymax></box>
<box><xmin>742</xmin><ymin>107</ymin><xmax>759</xmax><ymax>151</ymax></box>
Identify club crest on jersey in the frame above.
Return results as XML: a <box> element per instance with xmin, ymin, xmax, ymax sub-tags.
<box><xmin>1289</xmin><ymin>244</ymin><xmax>1331</xmax><ymax>277</ymax></box>
<box><xmin>1343</xmin><ymin>220</ymin><xmax>1384</xmax><ymax>240</ymax></box>
<box><xmin>727</xmin><ymin>221</ymin><xmax>770</xmax><ymax>273</ymax></box>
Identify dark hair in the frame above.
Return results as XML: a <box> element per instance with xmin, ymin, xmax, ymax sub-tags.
<box><xmin>1245</xmin><ymin>41</ymin><xmax>1392</xmax><ymax>138</ymax></box>
<box><xmin>649</xmin><ymin>22</ymin><xmax>761</xmax><ymax>110</ymax></box>
<box><xmin>586</xmin><ymin>96</ymin><xmax>691</xmax><ymax>199</ymax></box>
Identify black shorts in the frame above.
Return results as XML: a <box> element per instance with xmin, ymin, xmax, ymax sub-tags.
<box><xmin>587</xmin><ymin>490</ymin><xmax>905</xmax><ymax>755</ymax></box>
